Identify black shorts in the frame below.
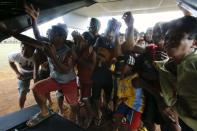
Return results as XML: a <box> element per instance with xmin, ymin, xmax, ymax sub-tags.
<box><xmin>92</xmin><ymin>68</ymin><xmax>113</xmax><ymax>102</ymax></box>
<box><xmin>142</xmin><ymin>90</ymin><xmax>163</xmax><ymax>124</ymax></box>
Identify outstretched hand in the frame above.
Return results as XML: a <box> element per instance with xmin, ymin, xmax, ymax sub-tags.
<box><xmin>122</xmin><ymin>11</ymin><xmax>134</xmax><ymax>27</ymax></box>
<box><xmin>72</xmin><ymin>30</ymin><xmax>87</xmax><ymax>46</ymax></box>
<box><xmin>71</xmin><ymin>30</ymin><xmax>81</xmax><ymax>39</ymax></box>
<box><xmin>25</xmin><ymin>4</ymin><xmax>40</xmax><ymax>21</ymax></box>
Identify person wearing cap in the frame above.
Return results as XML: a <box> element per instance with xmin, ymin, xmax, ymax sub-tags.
<box><xmin>113</xmin><ymin>54</ymin><xmax>145</xmax><ymax>131</ymax></box>
<box><xmin>111</xmin><ymin>12</ymin><xmax>144</xmax><ymax>131</ymax></box>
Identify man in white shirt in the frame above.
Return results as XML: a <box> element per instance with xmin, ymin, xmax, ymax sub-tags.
<box><xmin>8</xmin><ymin>43</ymin><xmax>35</xmax><ymax>109</ymax></box>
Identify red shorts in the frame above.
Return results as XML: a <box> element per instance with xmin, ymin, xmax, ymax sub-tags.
<box><xmin>80</xmin><ymin>82</ymin><xmax>92</xmax><ymax>98</ymax></box>
<box><xmin>33</xmin><ymin>77</ymin><xmax>78</xmax><ymax>105</ymax></box>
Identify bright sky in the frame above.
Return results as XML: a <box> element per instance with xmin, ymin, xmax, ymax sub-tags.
<box><xmin>22</xmin><ymin>11</ymin><xmax>184</xmax><ymax>40</ymax></box>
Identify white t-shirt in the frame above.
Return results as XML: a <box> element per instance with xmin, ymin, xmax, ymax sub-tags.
<box><xmin>8</xmin><ymin>52</ymin><xmax>34</xmax><ymax>74</ymax></box>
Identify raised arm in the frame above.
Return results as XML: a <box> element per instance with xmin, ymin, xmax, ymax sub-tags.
<box><xmin>25</xmin><ymin>4</ymin><xmax>49</xmax><ymax>41</ymax></box>
<box><xmin>0</xmin><ymin>24</ymin><xmax>48</xmax><ymax>49</ymax></box>
<box><xmin>72</xmin><ymin>31</ymin><xmax>88</xmax><ymax>51</ymax></box>
<box><xmin>122</xmin><ymin>12</ymin><xmax>135</xmax><ymax>51</ymax></box>
<box><xmin>122</xmin><ymin>12</ymin><xmax>146</xmax><ymax>54</ymax></box>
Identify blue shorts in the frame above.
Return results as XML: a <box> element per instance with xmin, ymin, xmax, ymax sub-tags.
<box><xmin>18</xmin><ymin>79</ymin><xmax>31</xmax><ymax>96</ymax></box>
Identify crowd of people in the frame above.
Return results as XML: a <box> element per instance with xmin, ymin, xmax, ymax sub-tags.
<box><xmin>1</xmin><ymin>3</ymin><xmax>197</xmax><ymax>131</ymax></box>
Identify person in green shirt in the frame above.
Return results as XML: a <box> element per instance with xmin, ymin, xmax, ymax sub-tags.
<box><xmin>162</xmin><ymin>16</ymin><xmax>197</xmax><ymax>130</ymax></box>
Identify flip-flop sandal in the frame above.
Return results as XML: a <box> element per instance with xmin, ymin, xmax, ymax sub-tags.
<box><xmin>26</xmin><ymin>111</ymin><xmax>54</xmax><ymax>127</ymax></box>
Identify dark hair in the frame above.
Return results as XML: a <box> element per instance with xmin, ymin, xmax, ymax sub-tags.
<box><xmin>49</xmin><ymin>24</ymin><xmax>68</xmax><ymax>40</ymax></box>
<box><xmin>164</xmin><ymin>16</ymin><xmax>197</xmax><ymax>49</ymax></box>
<box><xmin>20</xmin><ymin>42</ymin><xmax>35</xmax><ymax>53</ymax></box>
<box><xmin>152</xmin><ymin>22</ymin><xmax>169</xmax><ymax>44</ymax></box>
<box><xmin>144</xmin><ymin>27</ymin><xmax>153</xmax><ymax>43</ymax></box>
